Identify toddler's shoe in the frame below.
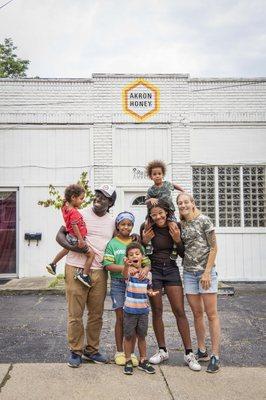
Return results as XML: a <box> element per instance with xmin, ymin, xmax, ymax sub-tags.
<box><xmin>114</xmin><ymin>351</ymin><xmax>126</xmax><ymax>366</ymax></box>
<box><xmin>123</xmin><ymin>360</ymin><xmax>133</xmax><ymax>375</ymax></box>
<box><xmin>46</xmin><ymin>263</ymin><xmax>56</xmax><ymax>275</ymax></box>
<box><xmin>170</xmin><ymin>244</ymin><xmax>178</xmax><ymax>261</ymax></box>
<box><xmin>76</xmin><ymin>273</ymin><xmax>92</xmax><ymax>288</ymax></box>
<box><xmin>138</xmin><ymin>360</ymin><xmax>155</xmax><ymax>374</ymax></box>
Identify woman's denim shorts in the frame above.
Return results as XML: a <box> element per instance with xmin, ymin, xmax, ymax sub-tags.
<box><xmin>110</xmin><ymin>278</ymin><xmax>127</xmax><ymax>310</ymax></box>
<box><xmin>183</xmin><ymin>267</ymin><xmax>218</xmax><ymax>295</ymax></box>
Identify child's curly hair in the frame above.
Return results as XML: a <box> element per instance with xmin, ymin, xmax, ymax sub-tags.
<box><xmin>64</xmin><ymin>184</ymin><xmax>85</xmax><ymax>203</ymax></box>
<box><xmin>145</xmin><ymin>160</ymin><xmax>166</xmax><ymax>178</ymax></box>
<box><xmin>125</xmin><ymin>242</ymin><xmax>144</xmax><ymax>257</ymax></box>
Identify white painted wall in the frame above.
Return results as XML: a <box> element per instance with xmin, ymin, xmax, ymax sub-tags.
<box><xmin>190</xmin><ymin>127</ymin><xmax>266</xmax><ymax>164</ymax></box>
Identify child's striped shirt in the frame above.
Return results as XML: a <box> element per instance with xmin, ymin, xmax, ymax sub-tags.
<box><xmin>124</xmin><ymin>272</ymin><xmax>152</xmax><ymax>315</ymax></box>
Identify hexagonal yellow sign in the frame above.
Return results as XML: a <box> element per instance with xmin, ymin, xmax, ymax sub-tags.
<box><xmin>122</xmin><ymin>79</ymin><xmax>160</xmax><ymax>121</ymax></box>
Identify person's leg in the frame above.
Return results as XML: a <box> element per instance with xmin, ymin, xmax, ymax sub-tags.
<box><xmin>85</xmin><ymin>269</ymin><xmax>107</xmax><ymax>355</ymax></box>
<box><xmin>149</xmin><ymin>289</ymin><xmax>165</xmax><ymax>347</ymax></box>
<box><xmin>83</xmin><ymin>249</ymin><xmax>95</xmax><ymax>275</ymax></box>
<box><xmin>114</xmin><ymin>308</ymin><xmax>124</xmax><ymax>352</ymax></box>
<box><xmin>138</xmin><ymin>335</ymin><xmax>147</xmax><ymax>362</ymax></box>
<box><xmin>65</xmin><ymin>264</ymin><xmax>87</xmax><ymax>355</ymax></box>
<box><xmin>202</xmin><ymin>293</ymin><xmax>220</xmax><ymax>356</ymax></box>
<box><xmin>51</xmin><ymin>248</ymin><xmax>69</xmax><ymax>265</ymax></box>
<box><xmin>186</xmin><ymin>294</ymin><xmax>206</xmax><ymax>351</ymax></box>
<box><xmin>165</xmin><ymin>285</ymin><xmax>192</xmax><ymax>350</ymax></box>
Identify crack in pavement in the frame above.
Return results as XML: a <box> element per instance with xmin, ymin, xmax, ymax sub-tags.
<box><xmin>0</xmin><ymin>364</ymin><xmax>13</xmax><ymax>393</ymax></box>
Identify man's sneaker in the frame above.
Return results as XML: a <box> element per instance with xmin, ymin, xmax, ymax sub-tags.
<box><xmin>206</xmin><ymin>355</ymin><xmax>220</xmax><ymax>373</ymax></box>
<box><xmin>114</xmin><ymin>351</ymin><xmax>126</xmax><ymax>366</ymax></box>
<box><xmin>131</xmin><ymin>353</ymin><xmax>139</xmax><ymax>367</ymax></box>
<box><xmin>149</xmin><ymin>349</ymin><xmax>169</xmax><ymax>364</ymax></box>
<box><xmin>82</xmin><ymin>349</ymin><xmax>108</xmax><ymax>364</ymax></box>
<box><xmin>145</xmin><ymin>242</ymin><xmax>153</xmax><ymax>255</ymax></box>
<box><xmin>67</xmin><ymin>351</ymin><xmax>82</xmax><ymax>368</ymax></box>
<box><xmin>138</xmin><ymin>360</ymin><xmax>155</xmax><ymax>374</ymax></box>
<box><xmin>46</xmin><ymin>263</ymin><xmax>56</xmax><ymax>275</ymax></box>
<box><xmin>76</xmin><ymin>273</ymin><xmax>92</xmax><ymax>288</ymax></box>
<box><xmin>123</xmin><ymin>360</ymin><xmax>133</xmax><ymax>375</ymax></box>
<box><xmin>184</xmin><ymin>352</ymin><xmax>202</xmax><ymax>371</ymax></box>
<box><xmin>195</xmin><ymin>348</ymin><xmax>210</xmax><ymax>362</ymax></box>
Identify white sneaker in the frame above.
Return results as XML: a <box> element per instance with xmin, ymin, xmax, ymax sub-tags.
<box><xmin>149</xmin><ymin>349</ymin><xmax>169</xmax><ymax>364</ymax></box>
<box><xmin>184</xmin><ymin>352</ymin><xmax>202</xmax><ymax>371</ymax></box>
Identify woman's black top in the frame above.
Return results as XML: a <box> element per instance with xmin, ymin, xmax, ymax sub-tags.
<box><xmin>140</xmin><ymin>223</ymin><xmax>184</xmax><ymax>267</ymax></box>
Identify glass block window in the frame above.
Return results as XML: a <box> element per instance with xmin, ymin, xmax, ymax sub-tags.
<box><xmin>192</xmin><ymin>165</ymin><xmax>266</xmax><ymax>228</ymax></box>
<box><xmin>192</xmin><ymin>166</ymin><xmax>216</xmax><ymax>224</ymax></box>
<box><xmin>243</xmin><ymin>166</ymin><xmax>265</xmax><ymax>227</ymax></box>
<box><xmin>218</xmin><ymin>166</ymin><xmax>241</xmax><ymax>227</ymax></box>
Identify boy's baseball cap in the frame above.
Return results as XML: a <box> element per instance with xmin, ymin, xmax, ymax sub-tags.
<box><xmin>95</xmin><ymin>184</ymin><xmax>117</xmax><ymax>206</ymax></box>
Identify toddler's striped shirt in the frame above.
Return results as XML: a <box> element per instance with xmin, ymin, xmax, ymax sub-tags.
<box><xmin>124</xmin><ymin>272</ymin><xmax>152</xmax><ymax>315</ymax></box>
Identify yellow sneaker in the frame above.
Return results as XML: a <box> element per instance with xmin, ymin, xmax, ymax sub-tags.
<box><xmin>114</xmin><ymin>351</ymin><xmax>126</xmax><ymax>366</ymax></box>
<box><xmin>131</xmin><ymin>353</ymin><xmax>139</xmax><ymax>367</ymax></box>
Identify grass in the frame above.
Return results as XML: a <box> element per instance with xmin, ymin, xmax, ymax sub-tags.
<box><xmin>48</xmin><ymin>273</ymin><xmax>65</xmax><ymax>288</ymax></box>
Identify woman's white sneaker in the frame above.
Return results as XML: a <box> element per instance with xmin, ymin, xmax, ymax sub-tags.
<box><xmin>184</xmin><ymin>352</ymin><xmax>202</xmax><ymax>371</ymax></box>
<box><xmin>149</xmin><ymin>349</ymin><xmax>169</xmax><ymax>364</ymax></box>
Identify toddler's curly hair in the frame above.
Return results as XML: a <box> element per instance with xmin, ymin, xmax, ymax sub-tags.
<box><xmin>64</xmin><ymin>184</ymin><xmax>85</xmax><ymax>203</ymax></box>
<box><xmin>146</xmin><ymin>160</ymin><xmax>166</xmax><ymax>178</ymax></box>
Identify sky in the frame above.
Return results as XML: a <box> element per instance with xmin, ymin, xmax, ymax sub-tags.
<box><xmin>0</xmin><ymin>0</ymin><xmax>266</xmax><ymax>79</ymax></box>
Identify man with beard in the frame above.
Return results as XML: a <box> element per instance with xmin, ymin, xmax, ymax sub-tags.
<box><xmin>56</xmin><ymin>184</ymin><xmax>116</xmax><ymax>367</ymax></box>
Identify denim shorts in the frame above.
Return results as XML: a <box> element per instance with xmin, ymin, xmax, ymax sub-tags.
<box><xmin>183</xmin><ymin>267</ymin><xmax>218</xmax><ymax>294</ymax></box>
<box><xmin>110</xmin><ymin>278</ymin><xmax>127</xmax><ymax>310</ymax></box>
<box><xmin>66</xmin><ymin>234</ymin><xmax>89</xmax><ymax>252</ymax></box>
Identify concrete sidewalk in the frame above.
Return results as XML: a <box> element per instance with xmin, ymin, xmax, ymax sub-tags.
<box><xmin>1</xmin><ymin>276</ymin><xmax>265</xmax><ymax>295</ymax></box>
<box><xmin>0</xmin><ymin>363</ymin><xmax>265</xmax><ymax>400</ymax></box>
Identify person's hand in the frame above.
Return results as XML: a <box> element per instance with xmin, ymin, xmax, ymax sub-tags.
<box><xmin>147</xmin><ymin>289</ymin><xmax>159</xmax><ymax>297</ymax></box>
<box><xmin>200</xmin><ymin>272</ymin><xmax>211</xmax><ymax>290</ymax></box>
<box><xmin>149</xmin><ymin>198</ymin><xmax>158</xmax><ymax>206</ymax></box>
<box><xmin>142</xmin><ymin>227</ymin><xmax>155</xmax><ymax>245</ymax></box>
<box><xmin>130</xmin><ymin>233</ymin><xmax>141</xmax><ymax>243</ymax></box>
<box><xmin>78</xmin><ymin>239</ymin><xmax>86</xmax><ymax>248</ymax></box>
<box><xmin>138</xmin><ymin>266</ymin><xmax>150</xmax><ymax>280</ymax></box>
<box><xmin>169</xmin><ymin>224</ymin><xmax>181</xmax><ymax>243</ymax></box>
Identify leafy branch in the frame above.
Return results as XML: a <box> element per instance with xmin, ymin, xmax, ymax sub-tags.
<box><xmin>38</xmin><ymin>171</ymin><xmax>94</xmax><ymax>209</ymax></box>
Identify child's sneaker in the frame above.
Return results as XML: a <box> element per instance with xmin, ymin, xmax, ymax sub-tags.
<box><xmin>46</xmin><ymin>263</ymin><xmax>56</xmax><ymax>275</ymax></box>
<box><xmin>206</xmin><ymin>355</ymin><xmax>220</xmax><ymax>373</ymax></box>
<box><xmin>123</xmin><ymin>360</ymin><xmax>133</xmax><ymax>375</ymax></box>
<box><xmin>76</xmin><ymin>273</ymin><xmax>92</xmax><ymax>288</ymax></box>
<box><xmin>145</xmin><ymin>242</ymin><xmax>153</xmax><ymax>255</ymax></box>
<box><xmin>170</xmin><ymin>244</ymin><xmax>178</xmax><ymax>261</ymax></box>
<box><xmin>195</xmin><ymin>348</ymin><xmax>210</xmax><ymax>362</ymax></box>
<box><xmin>138</xmin><ymin>360</ymin><xmax>155</xmax><ymax>374</ymax></box>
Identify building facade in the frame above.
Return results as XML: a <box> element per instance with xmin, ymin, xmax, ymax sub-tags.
<box><xmin>0</xmin><ymin>74</ymin><xmax>265</xmax><ymax>280</ymax></box>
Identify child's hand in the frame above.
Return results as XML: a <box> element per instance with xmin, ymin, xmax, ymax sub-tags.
<box><xmin>149</xmin><ymin>198</ymin><xmax>158</xmax><ymax>206</ymax></box>
<box><xmin>78</xmin><ymin>239</ymin><xmax>86</xmax><ymax>248</ymax></box>
<box><xmin>148</xmin><ymin>289</ymin><xmax>159</xmax><ymax>297</ymax></box>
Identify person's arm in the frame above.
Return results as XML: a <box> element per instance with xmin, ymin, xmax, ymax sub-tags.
<box><xmin>140</xmin><ymin>223</ymin><xmax>155</xmax><ymax>246</ymax></box>
<box><xmin>122</xmin><ymin>258</ymin><xmax>131</xmax><ymax>278</ymax></box>
<box><xmin>172</xmin><ymin>182</ymin><xmax>185</xmax><ymax>192</ymax></box>
<box><xmin>200</xmin><ymin>230</ymin><xmax>218</xmax><ymax>290</ymax></box>
<box><xmin>105</xmin><ymin>264</ymin><xmax>124</xmax><ymax>273</ymax></box>
<box><xmin>72</xmin><ymin>224</ymin><xmax>86</xmax><ymax>248</ymax></box>
<box><xmin>168</xmin><ymin>223</ymin><xmax>185</xmax><ymax>257</ymax></box>
<box><xmin>55</xmin><ymin>226</ymin><xmax>86</xmax><ymax>253</ymax></box>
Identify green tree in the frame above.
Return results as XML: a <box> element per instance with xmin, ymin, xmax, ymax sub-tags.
<box><xmin>0</xmin><ymin>38</ymin><xmax>29</xmax><ymax>78</ymax></box>
<box><xmin>38</xmin><ymin>171</ymin><xmax>94</xmax><ymax>210</ymax></box>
